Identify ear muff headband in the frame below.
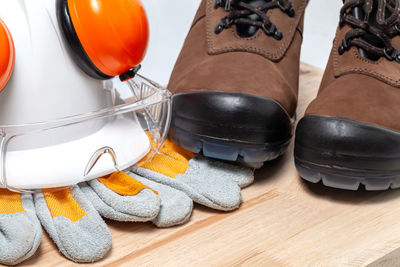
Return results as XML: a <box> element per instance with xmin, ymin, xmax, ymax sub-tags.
<box><xmin>57</xmin><ymin>0</ymin><xmax>149</xmax><ymax>80</ymax></box>
<box><xmin>0</xmin><ymin>19</ymin><xmax>15</xmax><ymax>91</ymax></box>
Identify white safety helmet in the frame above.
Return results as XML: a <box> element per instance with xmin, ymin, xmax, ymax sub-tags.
<box><xmin>0</xmin><ymin>0</ymin><xmax>171</xmax><ymax>192</ymax></box>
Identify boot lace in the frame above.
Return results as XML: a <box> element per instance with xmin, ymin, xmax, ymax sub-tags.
<box><xmin>213</xmin><ymin>0</ymin><xmax>295</xmax><ymax>40</ymax></box>
<box><xmin>338</xmin><ymin>0</ymin><xmax>400</xmax><ymax>62</ymax></box>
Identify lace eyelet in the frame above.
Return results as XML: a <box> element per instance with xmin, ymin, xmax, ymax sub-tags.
<box><xmin>338</xmin><ymin>45</ymin><xmax>345</xmax><ymax>55</ymax></box>
<box><xmin>395</xmin><ymin>24</ymin><xmax>400</xmax><ymax>34</ymax></box>
<box><xmin>278</xmin><ymin>0</ymin><xmax>295</xmax><ymax>17</ymax></box>
<box><xmin>274</xmin><ymin>30</ymin><xmax>283</xmax><ymax>40</ymax></box>
<box><xmin>339</xmin><ymin>13</ymin><xmax>347</xmax><ymax>28</ymax></box>
<box><xmin>396</xmin><ymin>54</ymin><xmax>400</xmax><ymax>63</ymax></box>
<box><xmin>214</xmin><ymin>0</ymin><xmax>224</xmax><ymax>9</ymax></box>
<box><xmin>214</xmin><ymin>23</ymin><xmax>224</xmax><ymax>34</ymax></box>
<box><xmin>287</xmin><ymin>7</ymin><xmax>295</xmax><ymax>17</ymax></box>
<box><xmin>262</xmin><ymin>23</ymin><xmax>276</xmax><ymax>36</ymax></box>
<box><xmin>384</xmin><ymin>47</ymin><xmax>397</xmax><ymax>61</ymax></box>
<box><xmin>214</xmin><ymin>16</ymin><xmax>233</xmax><ymax>34</ymax></box>
<box><xmin>277</xmin><ymin>0</ymin><xmax>290</xmax><ymax>11</ymax></box>
<box><xmin>262</xmin><ymin>23</ymin><xmax>282</xmax><ymax>40</ymax></box>
<box><xmin>338</xmin><ymin>39</ymin><xmax>349</xmax><ymax>55</ymax></box>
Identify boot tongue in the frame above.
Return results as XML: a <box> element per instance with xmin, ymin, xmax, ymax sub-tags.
<box><xmin>236</xmin><ymin>0</ymin><xmax>270</xmax><ymax>38</ymax></box>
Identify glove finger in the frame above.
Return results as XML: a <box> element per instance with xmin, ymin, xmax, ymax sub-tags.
<box><xmin>80</xmin><ymin>172</ymin><xmax>160</xmax><ymax>222</ymax></box>
<box><xmin>191</xmin><ymin>156</ymin><xmax>254</xmax><ymax>188</ymax></box>
<box><xmin>127</xmin><ymin>172</ymin><xmax>193</xmax><ymax>228</ymax></box>
<box><xmin>133</xmin><ymin>166</ymin><xmax>242</xmax><ymax>211</ymax></box>
<box><xmin>79</xmin><ymin>182</ymin><xmax>150</xmax><ymax>222</ymax></box>
<box><xmin>0</xmin><ymin>191</ymin><xmax>41</xmax><ymax>265</ymax></box>
<box><xmin>136</xmin><ymin>139</ymin><xmax>249</xmax><ymax>211</ymax></box>
<box><xmin>34</xmin><ymin>186</ymin><xmax>111</xmax><ymax>263</ymax></box>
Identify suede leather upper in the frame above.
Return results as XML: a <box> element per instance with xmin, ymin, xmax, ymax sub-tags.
<box><xmin>306</xmin><ymin>25</ymin><xmax>400</xmax><ymax>133</ymax></box>
<box><xmin>168</xmin><ymin>0</ymin><xmax>308</xmax><ymax>117</ymax></box>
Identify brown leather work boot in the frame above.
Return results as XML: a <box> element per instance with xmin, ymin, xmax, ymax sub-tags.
<box><xmin>295</xmin><ymin>0</ymin><xmax>400</xmax><ymax>191</ymax></box>
<box><xmin>168</xmin><ymin>0</ymin><xmax>308</xmax><ymax>165</ymax></box>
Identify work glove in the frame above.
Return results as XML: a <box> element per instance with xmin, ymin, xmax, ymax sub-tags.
<box><xmin>0</xmin><ymin>187</ymin><xmax>112</xmax><ymax>265</ymax></box>
<box><xmin>0</xmin><ymin>190</ymin><xmax>41</xmax><ymax>265</ymax></box>
<box><xmin>80</xmin><ymin>139</ymin><xmax>254</xmax><ymax>227</ymax></box>
<box><xmin>0</xmin><ymin>139</ymin><xmax>254</xmax><ymax>264</ymax></box>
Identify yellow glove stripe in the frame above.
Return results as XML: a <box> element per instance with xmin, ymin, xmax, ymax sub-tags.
<box><xmin>140</xmin><ymin>139</ymin><xmax>195</xmax><ymax>178</ymax></box>
<box><xmin>0</xmin><ymin>189</ymin><xmax>25</xmax><ymax>214</ymax></box>
<box><xmin>44</xmin><ymin>189</ymin><xmax>87</xmax><ymax>223</ymax></box>
<box><xmin>99</xmin><ymin>171</ymin><xmax>158</xmax><ymax>196</ymax></box>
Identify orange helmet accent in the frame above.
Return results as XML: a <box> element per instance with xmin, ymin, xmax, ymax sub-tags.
<box><xmin>67</xmin><ymin>0</ymin><xmax>149</xmax><ymax>77</ymax></box>
<box><xmin>0</xmin><ymin>19</ymin><xmax>15</xmax><ymax>92</ymax></box>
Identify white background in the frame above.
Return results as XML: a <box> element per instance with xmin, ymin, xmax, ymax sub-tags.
<box><xmin>141</xmin><ymin>0</ymin><xmax>342</xmax><ymax>85</ymax></box>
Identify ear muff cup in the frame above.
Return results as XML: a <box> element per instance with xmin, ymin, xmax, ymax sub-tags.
<box><xmin>0</xmin><ymin>19</ymin><xmax>15</xmax><ymax>91</ymax></box>
<box><xmin>57</xmin><ymin>0</ymin><xmax>111</xmax><ymax>80</ymax></box>
<box><xmin>57</xmin><ymin>0</ymin><xmax>149</xmax><ymax>80</ymax></box>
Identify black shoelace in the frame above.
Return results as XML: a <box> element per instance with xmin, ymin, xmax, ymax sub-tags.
<box><xmin>338</xmin><ymin>0</ymin><xmax>400</xmax><ymax>62</ymax></box>
<box><xmin>213</xmin><ymin>0</ymin><xmax>295</xmax><ymax>40</ymax></box>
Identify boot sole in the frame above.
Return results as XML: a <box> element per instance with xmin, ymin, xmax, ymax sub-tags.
<box><xmin>295</xmin><ymin>158</ymin><xmax>400</xmax><ymax>191</ymax></box>
<box><xmin>169</xmin><ymin>127</ymin><xmax>291</xmax><ymax>166</ymax></box>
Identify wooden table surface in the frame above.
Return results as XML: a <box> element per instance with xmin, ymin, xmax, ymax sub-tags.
<box><xmin>18</xmin><ymin>63</ymin><xmax>400</xmax><ymax>266</ymax></box>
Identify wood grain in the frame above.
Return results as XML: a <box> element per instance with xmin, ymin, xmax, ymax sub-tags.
<box><xmin>17</xmin><ymin>63</ymin><xmax>400</xmax><ymax>266</ymax></box>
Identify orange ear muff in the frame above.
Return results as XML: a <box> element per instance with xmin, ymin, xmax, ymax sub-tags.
<box><xmin>0</xmin><ymin>19</ymin><xmax>15</xmax><ymax>92</ymax></box>
<box><xmin>57</xmin><ymin>0</ymin><xmax>149</xmax><ymax>80</ymax></box>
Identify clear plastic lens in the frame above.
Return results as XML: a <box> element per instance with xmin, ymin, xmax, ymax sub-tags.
<box><xmin>0</xmin><ymin>74</ymin><xmax>171</xmax><ymax>193</ymax></box>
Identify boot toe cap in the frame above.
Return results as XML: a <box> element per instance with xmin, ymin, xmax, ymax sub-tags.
<box><xmin>295</xmin><ymin>115</ymin><xmax>400</xmax><ymax>171</ymax></box>
<box><xmin>171</xmin><ymin>92</ymin><xmax>293</xmax><ymax>145</ymax></box>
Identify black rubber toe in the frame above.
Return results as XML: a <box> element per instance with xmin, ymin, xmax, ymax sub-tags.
<box><xmin>171</xmin><ymin>92</ymin><xmax>293</xmax><ymax>145</ymax></box>
<box><xmin>295</xmin><ymin>115</ymin><xmax>400</xmax><ymax>191</ymax></box>
<box><xmin>295</xmin><ymin>115</ymin><xmax>400</xmax><ymax>171</ymax></box>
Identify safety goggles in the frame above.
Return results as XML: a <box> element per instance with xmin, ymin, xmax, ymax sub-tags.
<box><xmin>0</xmin><ymin>74</ymin><xmax>171</xmax><ymax>193</ymax></box>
